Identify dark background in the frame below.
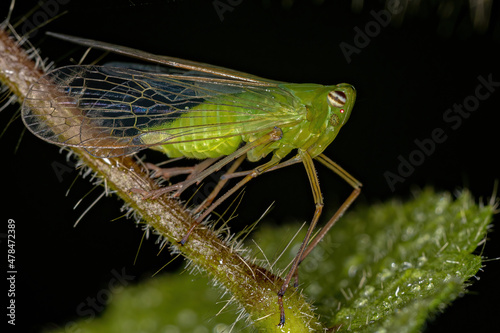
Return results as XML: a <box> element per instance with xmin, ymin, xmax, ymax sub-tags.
<box><xmin>1</xmin><ymin>0</ymin><xmax>499</xmax><ymax>332</ymax></box>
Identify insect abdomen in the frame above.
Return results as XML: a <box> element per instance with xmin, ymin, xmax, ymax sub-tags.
<box><xmin>153</xmin><ymin>103</ymin><xmax>246</xmax><ymax>159</ymax></box>
<box><xmin>143</xmin><ymin>87</ymin><xmax>301</xmax><ymax>160</ymax></box>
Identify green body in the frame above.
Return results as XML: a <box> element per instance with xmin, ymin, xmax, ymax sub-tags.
<box><xmin>22</xmin><ymin>35</ymin><xmax>357</xmax><ymax>162</ymax></box>
<box><xmin>21</xmin><ymin>35</ymin><xmax>359</xmax><ymax>329</ymax></box>
<box><xmin>146</xmin><ymin>83</ymin><xmax>356</xmax><ymax>161</ymax></box>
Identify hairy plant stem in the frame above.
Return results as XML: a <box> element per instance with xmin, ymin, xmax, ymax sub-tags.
<box><xmin>0</xmin><ymin>26</ymin><xmax>323</xmax><ymax>331</ymax></box>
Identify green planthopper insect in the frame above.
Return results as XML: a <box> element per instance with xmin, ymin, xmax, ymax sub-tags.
<box><xmin>21</xmin><ymin>32</ymin><xmax>362</xmax><ymax>326</ymax></box>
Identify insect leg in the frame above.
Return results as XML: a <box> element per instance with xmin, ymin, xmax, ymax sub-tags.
<box><xmin>139</xmin><ymin>127</ymin><xmax>283</xmax><ymax>199</ymax></box>
<box><xmin>287</xmin><ymin>155</ymin><xmax>362</xmax><ymax>291</ymax></box>
<box><xmin>146</xmin><ymin>157</ymin><xmax>220</xmax><ymax>181</ymax></box>
<box><xmin>277</xmin><ymin>154</ymin><xmax>361</xmax><ymax>326</ymax></box>
<box><xmin>192</xmin><ymin>155</ymin><xmax>246</xmax><ymax>214</ymax></box>
<box><xmin>300</xmin><ymin>153</ymin><xmax>362</xmax><ymax>262</ymax></box>
<box><xmin>175</xmin><ymin>127</ymin><xmax>283</xmax><ymax>245</ymax></box>
<box><xmin>277</xmin><ymin>149</ymin><xmax>323</xmax><ymax>326</ymax></box>
<box><xmin>219</xmin><ymin>154</ymin><xmax>302</xmax><ymax>181</ymax></box>
<box><xmin>179</xmin><ymin>152</ymin><xmax>283</xmax><ymax>245</ymax></box>
<box><xmin>190</xmin><ymin>154</ymin><xmax>300</xmax><ymax>220</ymax></box>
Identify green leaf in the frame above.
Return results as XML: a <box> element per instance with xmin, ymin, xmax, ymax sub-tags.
<box><xmin>47</xmin><ymin>273</ymin><xmax>243</xmax><ymax>333</ymax></box>
<box><xmin>46</xmin><ymin>188</ymin><xmax>495</xmax><ymax>332</ymax></box>
<box><xmin>254</xmin><ymin>188</ymin><xmax>494</xmax><ymax>332</ymax></box>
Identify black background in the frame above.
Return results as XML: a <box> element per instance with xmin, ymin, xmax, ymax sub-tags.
<box><xmin>1</xmin><ymin>1</ymin><xmax>499</xmax><ymax>332</ymax></box>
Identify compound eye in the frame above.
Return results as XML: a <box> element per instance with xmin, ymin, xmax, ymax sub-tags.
<box><xmin>327</xmin><ymin>90</ymin><xmax>347</xmax><ymax>108</ymax></box>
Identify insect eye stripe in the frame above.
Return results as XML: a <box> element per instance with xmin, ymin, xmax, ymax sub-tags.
<box><xmin>328</xmin><ymin>91</ymin><xmax>346</xmax><ymax>107</ymax></box>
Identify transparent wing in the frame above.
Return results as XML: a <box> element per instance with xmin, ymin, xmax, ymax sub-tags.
<box><xmin>22</xmin><ymin>65</ymin><xmax>301</xmax><ymax>157</ymax></box>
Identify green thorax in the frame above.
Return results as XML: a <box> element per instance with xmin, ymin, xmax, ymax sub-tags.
<box><xmin>244</xmin><ymin>83</ymin><xmax>356</xmax><ymax>162</ymax></box>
